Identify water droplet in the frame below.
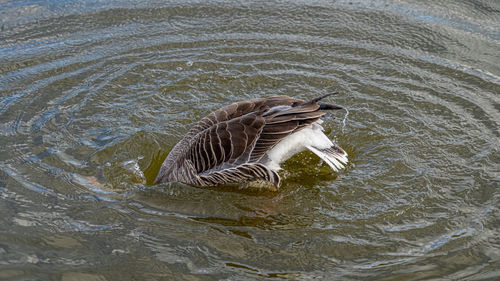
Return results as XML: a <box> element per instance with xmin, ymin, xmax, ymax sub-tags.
<box><xmin>341</xmin><ymin>108</ymin><xmax>349</xmax><ymax>133</ymax></box>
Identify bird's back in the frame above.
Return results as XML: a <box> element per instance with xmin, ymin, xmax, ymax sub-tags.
<box><xmin>154</xmin><ymin>94</ymin><xmax>346</xmax><ymax>187</ymax></box>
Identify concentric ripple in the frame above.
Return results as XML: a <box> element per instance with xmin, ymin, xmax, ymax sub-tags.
<box><xmin>0</xmin><ymin>0</ymin><xmax>499</xmax><ymax>279</ymax></box>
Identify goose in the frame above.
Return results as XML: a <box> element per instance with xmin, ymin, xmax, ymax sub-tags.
<box><xmin>154</xmin><ymin>93</ymin><xmax>348</xmax><ymax>188</ymax></box>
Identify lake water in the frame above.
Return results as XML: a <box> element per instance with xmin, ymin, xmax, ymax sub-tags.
<box><xmin>1</xmin><ymin>0</ymin><xmax>499</xmax><ymax>280</ymax></box>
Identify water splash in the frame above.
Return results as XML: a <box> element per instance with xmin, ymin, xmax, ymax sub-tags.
<box><xmin>341</xmin><ymin>108</ymin><xmax>349</xmax><ymax>133</ymax></box>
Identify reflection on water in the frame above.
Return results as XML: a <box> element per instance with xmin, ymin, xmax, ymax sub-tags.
<box><xmin>1</xmin><ymin>0</ymin><xmax>499</xmax><ymax>279</ymax></box>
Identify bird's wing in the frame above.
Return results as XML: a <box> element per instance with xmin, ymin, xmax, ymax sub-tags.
<box><xmin>177</xmin><ymin>95</ymin><xmax>341</xmax><ymax>186</ymax></box>
<box><xmin>186</xmin><ymin>110</ymin><xmax>267</xmax><ymax>174</ymax></box>
<box><xmin>186</xmin><ymin>96</ymin><xmax>325</xmax><ymax>171</ymax></box>
<box><xmin>247</xmin><ymin>98</ymin><xmax>327</xmax><ymax>163</ymax></box>
<box><xmin>184</xmin><ymin>96</ymin><xmax>301</xmax><ymax>140</ymax></box>
<box><xmin>197</xmin><ymin>163</ymin><xmax>280</xmax><ymax>187</ymax></box>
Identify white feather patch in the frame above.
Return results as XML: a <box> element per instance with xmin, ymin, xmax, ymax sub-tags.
<box><xmin>264</xmin><ymin>120</ymin><xmax>348</xmax><ymax>172</ymax></box>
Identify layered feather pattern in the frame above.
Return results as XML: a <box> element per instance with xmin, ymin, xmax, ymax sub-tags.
<box><xmin>154</xmin><ymin>94</ymin><xmax>348</xmax><ymax>187</ymax></box>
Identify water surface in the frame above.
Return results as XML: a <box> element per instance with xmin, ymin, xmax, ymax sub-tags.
<box><xmin>1</xmin><ymin>0</ymin><xmax>499</xmax><ymax>280</ymax></box>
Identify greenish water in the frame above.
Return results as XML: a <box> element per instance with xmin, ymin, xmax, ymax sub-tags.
<box><xmin>1</xmin><ymin>0</ymin><xmax>499</xmax><ymax>280</ymax></box>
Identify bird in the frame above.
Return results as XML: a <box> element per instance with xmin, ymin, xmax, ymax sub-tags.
<box><xmin>154</xmin><ymin>93</ymin><xmax>348</xmax><ymax>188</ymax></box>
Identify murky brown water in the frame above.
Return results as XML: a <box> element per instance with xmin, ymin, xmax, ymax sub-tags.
<box><xmin>1</xmin><ymin>0</ymin><xmax>499</xmax><ymax>280</ymax></box>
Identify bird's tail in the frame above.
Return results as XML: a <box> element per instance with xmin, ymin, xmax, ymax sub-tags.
<box><xmin>307</xmin><ymin>144</ymin><xmax>348</xmax><ymax>171</ymax></box>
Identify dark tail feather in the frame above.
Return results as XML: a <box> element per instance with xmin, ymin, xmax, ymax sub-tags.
<box><xmin>309</xmin><ymin>93</ymin><xmax>343</xmax><ymax>110</ymax></box>
<box><xmin>309</xmin><ymin>92</ymin><xmax>338</xmax><ymax>103</ymax></box>
<box><xmin>319</xmin><ymin>103</ymin><xmax>343</xmax><ymax>110</ymax></box>
<box><xmin>290</xmin><ymin>93</ymin><xmax>343</xmax><ymax>110</ymax></box>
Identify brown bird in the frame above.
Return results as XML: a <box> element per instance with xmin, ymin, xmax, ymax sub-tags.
<box><xmin>154</xmin><ymin>94</ymin><xmax>348</xmax><ymax>188</ymax></box>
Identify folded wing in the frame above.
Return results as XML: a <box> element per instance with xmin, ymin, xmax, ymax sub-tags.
<box><xmin>183</xmin><ymin>96</ymin><xmax>334</xmax><ymax>186</ymax></box>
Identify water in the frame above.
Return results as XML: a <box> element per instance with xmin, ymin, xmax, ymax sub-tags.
<box><xmin>1</xmin><ymin>0</ymin><xmax>499</xmax><ymax>280</ymax></box>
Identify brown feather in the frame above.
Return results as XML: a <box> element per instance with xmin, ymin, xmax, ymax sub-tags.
<box><xmin>154</xmin><ymin>95</ymin><xmax>341</xmax><ymax>187</ymax></box>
